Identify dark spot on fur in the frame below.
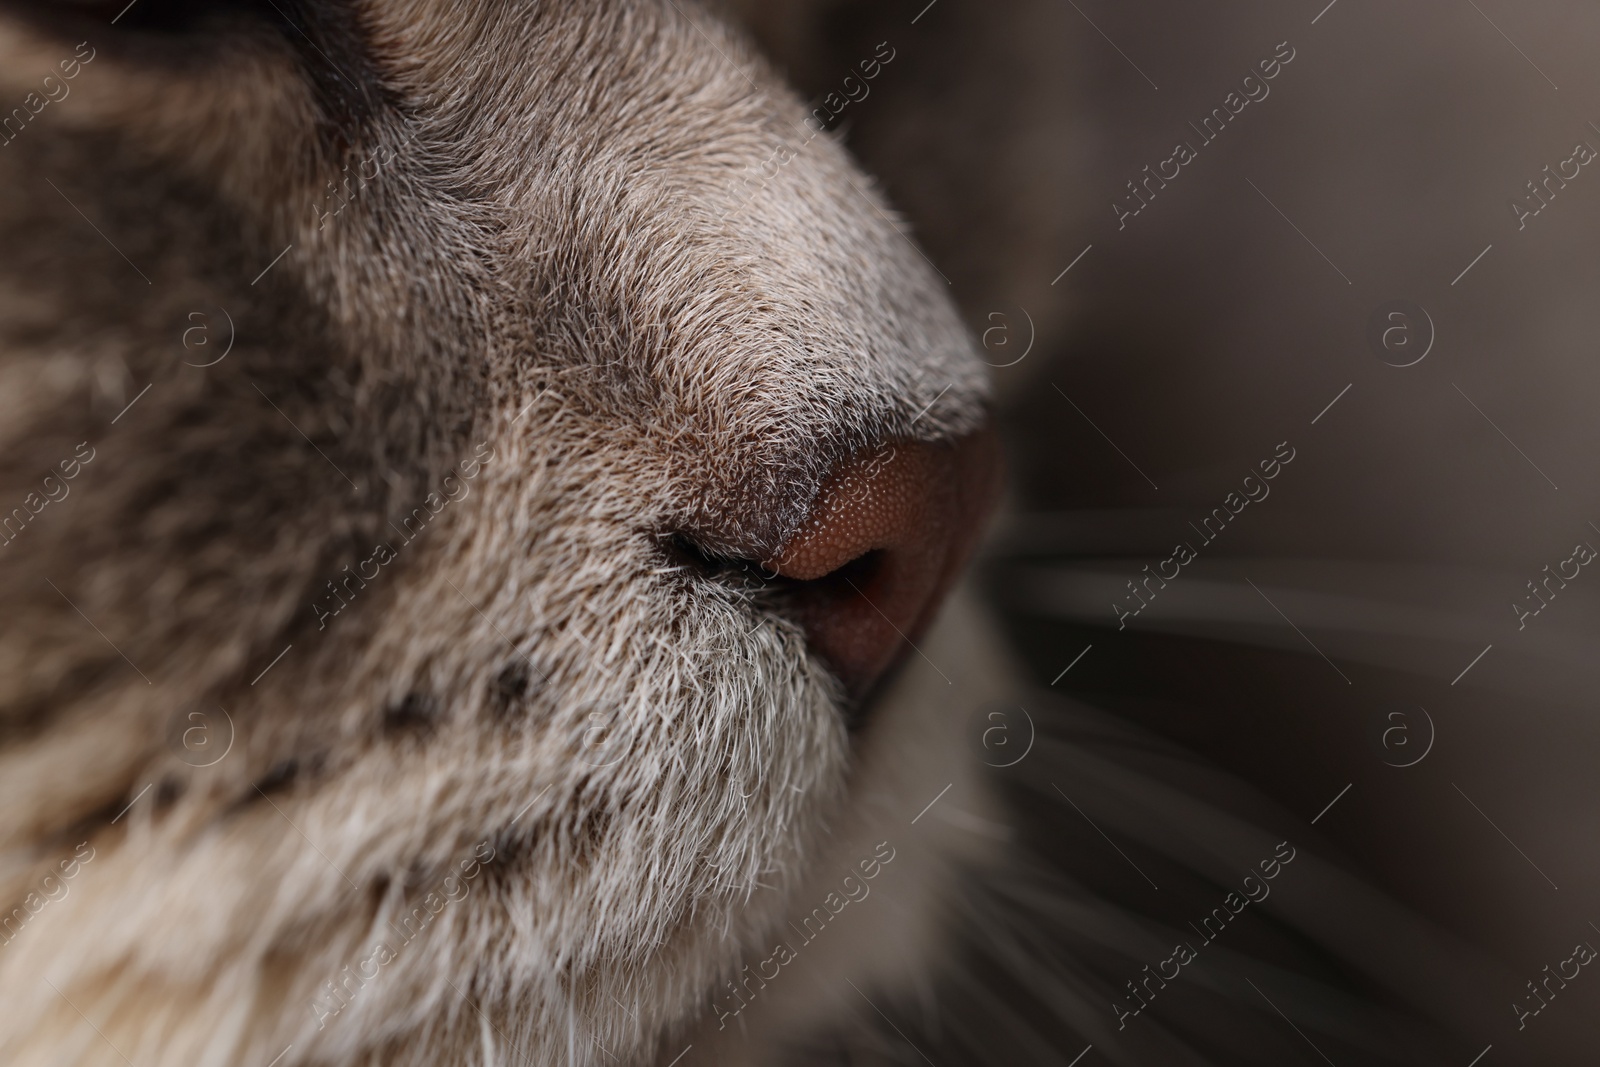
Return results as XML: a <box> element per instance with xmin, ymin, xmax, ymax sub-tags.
<box><xmin>487</xmin><ymin>663</ymin><xmax>536</xmax><ymax>721</ymax></box>
<box><xmin>479</xmin><ymin>827</ymin><xmax>530</xmax><ymax>884</ymax></box>
<box><xmin>225</xmin><ymin>753</ymin><xmax>330</xmax><ymax>818</ymax></box>
<box><xmin>397</xmin><ymin>856</ymin><xmax>467</xmax><ymax>899</ymax></box>
<box><xmin>154</xmin><ymin>776</ymin><xmax>184</xmax><ymax>811</ymax></box>
<box><xmin>383</xmin><ymin>692</ymin><xmax>438</xmax><ymax>736</ymax></box>
<box><xmin>253</xmin><ymin>758</ymin><xmax>300</xmax><ymax>798</ymax></box>
<box><xmin>574</xmin><ymin>808</ymin><xmax>612</xmax><ymax>865</ymax></box>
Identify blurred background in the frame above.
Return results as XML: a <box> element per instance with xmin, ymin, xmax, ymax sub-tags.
<box><xmin>733</xmin><ymin>0</ymin><xmax>1600</xmax><ymax>1061</ymax></box>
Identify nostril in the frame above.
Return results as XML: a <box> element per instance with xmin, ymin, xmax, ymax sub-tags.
<box><xmin>661</xmin><ymin>432</ymin><xmax>999</xmax><ymax>707</ymax></box>
<box><xmin>770</xmin><ymin>548</ymin><xmax>887</xmax><ymax>605</ymax></box>
<box><xmin>828</xmin><ymin>547</ymin><xmax>887</xmax><ymax>590</ymax></box>
<box><xmin>768</xmin><ymin>432</ymin><xmax>1000</xmax><ymax>704</ymax></box>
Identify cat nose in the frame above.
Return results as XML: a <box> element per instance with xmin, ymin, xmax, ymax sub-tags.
<box><xmin>768</xmin><ymin>430</ymin><xmax>1000</xmax><ymax>702</ymax></box>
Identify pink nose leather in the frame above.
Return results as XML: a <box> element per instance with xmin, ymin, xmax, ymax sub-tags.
<box><xmin>768</xmin><ymin>431</ymin><xmax>1000</xmax><ymax>700</ymax></box>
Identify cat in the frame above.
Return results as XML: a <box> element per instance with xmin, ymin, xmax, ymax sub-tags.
<box><xmin>0</xmin><ymin>1</ymin><xmax>994</xmax><ymax>1064</ymax></box>
<box><xmin>4</xmin><ymin>0</ymin><xmax>1594</xmax><ymax>1065</ymax></box>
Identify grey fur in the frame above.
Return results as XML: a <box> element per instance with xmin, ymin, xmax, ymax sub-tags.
<box><xmin>0</xmin><ymin>2</ymin><xmax>985</xmax><ymax>1064</ymax></box>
